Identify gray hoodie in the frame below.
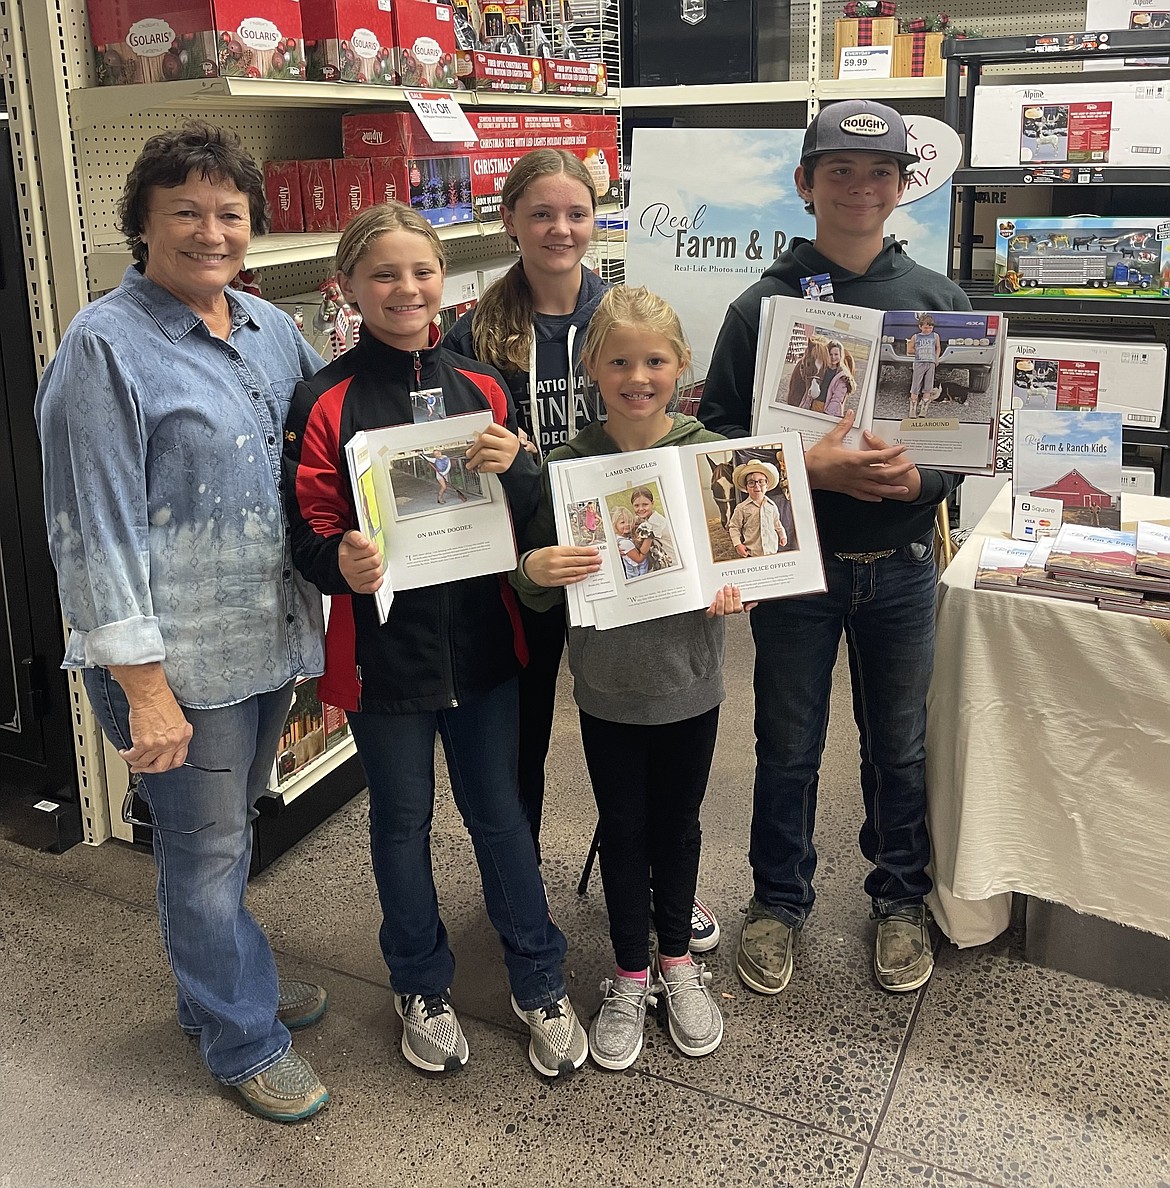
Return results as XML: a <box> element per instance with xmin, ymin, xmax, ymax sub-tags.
<box><xmin>512</xmin><ymin>415</ymin><xmax>729</xmax><ymax>726</ymax></box>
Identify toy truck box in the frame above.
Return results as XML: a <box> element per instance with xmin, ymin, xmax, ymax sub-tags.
<box><xmin>995</xmin><ymin>218</ymin><xmax>1170</xmax><ymax>299</ymax></box>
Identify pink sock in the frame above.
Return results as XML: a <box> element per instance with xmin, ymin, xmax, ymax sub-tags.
<box><xmin>658</xmin><ymin>953</ymin><xmax>693</xmax><ymax>972</ymax></box>
<box><xmin>616</xmin><ymin>965</ymin><xmax>649</xmax><ymax>982</ymax></box>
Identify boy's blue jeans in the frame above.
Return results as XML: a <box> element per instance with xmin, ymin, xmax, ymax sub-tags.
<box><xmin>84</xmin><ymin>667</ymin><xmax>295</xmax><ymax>1085</ymax></box>
<box><xmin>348</xmin><ymin>678</ymin><xmax>568</xmax><ymax>1010</ymax></box>
<box><xmin>748</xmin><ymin>536</ymin><xmax>938</xmax><ymax>928</ymax></box>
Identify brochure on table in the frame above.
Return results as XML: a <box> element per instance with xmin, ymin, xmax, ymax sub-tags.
<box><xmin>345</xmin><ymin>411</ymin><xmax>517</xmax><ymax>624</ymax></box>
<box><xmin>750</xmin><ymin>294</ymin><xmax>1004</xmax><ymax>475</ymax></box>
<box><xmin>1010</xmin><ymin>409</ymin><xmax>1123</xmax><ymax>539</ymax></box>
<box><xmin>549</xmin><ymin>432</ymin><xmax>825</xmax><ymax>631</ymax></box>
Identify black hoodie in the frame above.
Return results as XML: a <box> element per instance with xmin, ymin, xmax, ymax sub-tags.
<box><xmin>445</xmin><ymin>264</ymin><xmax>609</xmax><ymax>458</ymax></box>
<box><xmin>699</xmin><ymin>236</ymin><xmax>970</xmax><ymax>554</ymax></box>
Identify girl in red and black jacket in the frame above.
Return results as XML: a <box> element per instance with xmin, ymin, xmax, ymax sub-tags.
<box><xmin>283</xmin><ymin>202</ymin><xmax>587</xmax><ymax>1081</ymax></box>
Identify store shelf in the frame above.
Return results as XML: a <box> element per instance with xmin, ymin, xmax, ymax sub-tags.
<box><xmin>816</xmin><ymin>77</ymin><xmax>946</xmax><ymax>100</ymax></box>
<box><xmin>964</xmin><ymin>284</ymin><xmax>1170</xmax><ymax>320</ymax></box>
<box><xmin>262</xmin><ymin>736</ymin><xmax>357</xmax><ymax>809</ymax></box>
<box><xmin>953</xmin><ymin>167</ymin><xmax>1170</xmax><ymax>187</ymax></box>
<box><xmin>69</xmin><ymin>77</ymin><xmax>617</xmax><ymax>130</ymax></box>
<box><xmin>943</xmin><ymin>28</ymin><xmax>1170</xmax><ymax>64</ymax></box>
<box><xmin>620</xmin><ymin>81</ymin><xmax>810</xmax><ymax>107</ymax></box>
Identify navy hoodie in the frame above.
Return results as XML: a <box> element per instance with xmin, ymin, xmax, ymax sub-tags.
<box><xmin>699</xmin><ymin>236</ymin><xmax>971</xmax><ymax>554</ymax></box>
<box><xmin>445</xmin><ymin>264</ymin><xmax>609</xmax><ymax>458</ymax></box>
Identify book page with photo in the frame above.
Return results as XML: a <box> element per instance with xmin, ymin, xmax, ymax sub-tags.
<box><xmin>550</xmin><ymin>431</ymin><xmax>825</xmax><ymax>631</ymax></box>
<box><xmin>1011</xmin><ymin>409</ymin><xmax>1122</xmax><ymax>538</ymax></box>
<box><xmin>345</xmin><ymin>410</ymin><xmax>518</xmax><ymax>623</ymax></box>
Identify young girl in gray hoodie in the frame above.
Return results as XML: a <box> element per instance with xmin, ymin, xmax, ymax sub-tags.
<box><xmin>513</xmin><ymin>285</ymin><xmax>747</xmax><ymax>1071</ymax></box>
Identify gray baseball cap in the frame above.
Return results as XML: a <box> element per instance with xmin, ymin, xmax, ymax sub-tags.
<box><xmin>801</xmin><ymin>99</ymin><xmax>920</xmax><ymax>166</ymax></box>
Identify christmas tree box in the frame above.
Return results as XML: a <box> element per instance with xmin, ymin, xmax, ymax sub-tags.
<box><xmin>263</xmin><ymin>159</ymin><xmax>304</xmax><ymax>233</ymax></box>
<box><xmin>393</xmin><ymin>0</ymin><xmax>461</xmax><ymax>87</ymax></box>
<box><xmin>541</xmin><ymin>57</ymin><xmax>607</xmax><ymax>96</ymax></box>
<box><xmin>333</xmin><ymin>157</ymin><xmax>373</xmax><ymax>228</ymax></box>
<box><xmin>463</xmin><ymin>50</ymin><xmax>541</xmax><ymax>92</ymax></box>
<box><xmin>892</xmin><ymin>32</ymin><xmax>944</xmax><ymax>77</ymax></box>
<box><xmin>88</xmin><ymin>0</ymin><xmax>305</xmax><ymax>85</ymax></box>
<box><xmin>298</xmin><ymin>158</ymin><xmax>339</xmax><ymax>233</ymax></box>
<box><xmin>300</xmin><ymin>0</ymin><xmax>396</xmax><ymax>83</ymax></box>
<box><xmin>367</xmin><ymin>156</ymin><xmax>475</xmax><ymax>227</ymax></box>
<box><xmin>833</xmin><ymin>17</ymin><xmax>898</xmax><ymax>76</ymax></box>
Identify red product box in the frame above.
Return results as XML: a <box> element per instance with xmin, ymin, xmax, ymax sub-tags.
<box><xmin>542</xmin><ymin>56</ymin><xmax>607</xmax><ymax>97</ymax></box>
<box><xmin>469</xmin><ymin>139</ymin><xmax>618</xmax><ymax>220</ymax></box>
<box><xmin>87</xmin><ymin>0</ymin><xmax>305</xmax><ymax>85</ymax></box>
<box><xmin>367</xmin><ymin>156</ymin><xmax>475</xmax><ymax>228</ymax></box>
<box><xmin>465</xmin><ymin>50</ymin><xmax>540</xmax><ymax>92</ymax></box>
<box><xmin>264</xmin><ymin>159</ymin><xmax>304</xmax><ymax>232</ymax></box>
<box><xmin>394</xmin><ymin>0</ymin><xmax>461</xmax><ymax>88</ymax></box>
<box><xmin>298</xmin><ymin>159</ymin><xmax>340</xmax><ymax>232</ymax></box>
<box><xmin>333</xmin><ymin>157</ymin><xmax>373</xmax><ymax>227</ymax></box>
<box><xmin>300</xmin><ymin>0</ymin><xmax>396</xmax><ymax>83</ymax></box>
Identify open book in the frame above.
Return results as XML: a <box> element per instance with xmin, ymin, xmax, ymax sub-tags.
<box><xmin>548</xmin><ymin>431</ymin><xmax>825</xmax><ymax>631</ymax></box>
<box><xmin>751</xmin><ymin>295</ymin><xmax>1005</xmax><ymax>475</ymax></box>
<box><xmin>345</xmin><ymin>411</ymin><xmax>518</xmax><ymax>624</ymax></box>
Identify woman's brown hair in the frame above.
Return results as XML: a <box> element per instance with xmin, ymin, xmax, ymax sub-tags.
<box><xmin>471</xmin><ymin>149</ymin><xmax>597</xmax><ymax>373</ymax></box>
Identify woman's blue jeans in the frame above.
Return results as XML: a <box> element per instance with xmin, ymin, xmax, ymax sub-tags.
<box><xmin>84</xmin><ymin>667</ymin><xmax>295</xmax><ymax>1085</ymax></box>
<box><xmin>348</xmin><ymin>678</ymin><xmax>567</xmax><ymax>1010</ymax></box>
<box><xmin>748</xmin><ymin>537</ymin><xmax>938</xmax><ymax>927</ymax></box>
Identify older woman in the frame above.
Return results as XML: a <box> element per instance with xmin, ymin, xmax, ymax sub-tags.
<box><xmin>35</xmin><ymin>123</ymin><xmax>328</xmax><ymax>1122</ymax></box>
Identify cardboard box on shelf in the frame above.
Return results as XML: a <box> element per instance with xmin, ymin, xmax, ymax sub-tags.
<box><xmin>300</xmin><ymin>0</ymin><xmax>396</xmax><ymax>83</ymax></box>
<box><xmin>333</xmin><ymin>157</ymin><xmax>373</xmax><ymax>227</ymax></box>
<box><xmin>394</xmin><ymin>0</ymin><xmax>461</xmax><ymax>87</ymax></box>
<box><xmin>542</xmin><ymin>56</ymin><xmax>607</xmax><ymax>96</ymax></box>
<box><xmin>298</xmin><ymin>158</ymin><xmax>340</xmax><ymax>232</ymax></box>
<box><xmin>464</xmin><ymin>50</ymin><xmax>540</xmax><ymax>91</ymax></box>
<box><xmin>971</xmin><ymin>81</ymin><xmax>1170</xmax><ymax>167</ymax></box>
<box><xmin>1083</xmin><ymin>0</ymin><xmax>1170</xmax><ymax>69</ymax></box>
<box><xmin>367</xmin><ymin>155</ymin><xmax>475</xmax><ymax>227</ymax></box>
<box><xmin>892</xmin><ymin>31</ymin><xmax>943</xmax><ymax>77</ymax></box>
<box><xmin>833</xmin><ymin>16</ymin><xmax>898</xmax><ymax>75</ymax></box>
<box><xmin>264</xmin><ymin>158</ymin><xmax>304</xmax><ymax>233</ymax></box>
<box><xmin>995</xmin><ymin>216</ymin><xmax>1170</xmax><ymax>299</ymax></box>
<box><xmin>88</xmin><ymin>0</ymin><xmax>306</xmax><ymax>85</ymax></box>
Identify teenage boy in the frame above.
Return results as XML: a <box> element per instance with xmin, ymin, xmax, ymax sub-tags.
<box><xmin>699</xmin><ymin>99</ymin><xmax>970</xmax><ymax>996</ymax></box>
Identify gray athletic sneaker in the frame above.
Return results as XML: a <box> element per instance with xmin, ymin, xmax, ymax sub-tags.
<box><xmin>736</xmin><ymin>897</ymin><xmax>797</xmax><ymax>995</ymax></box>
<box><xmin>395</xmin><ymin>992</ymin><xmax>469</xmax><ymax>1073</ymax></box>
<box><xmin>588</xmin><ymin>975</ymin><xmax>658</xmax><ymax>1071</ymax></box>
<box><xmin>511</xmin><ymin>994</ymin><xmax>588</xmax><ymax>1078</ymax></box>
<box><xmin>657</xmin><ymin>959</ymin><xmax>724</xmax><ymax>1057</ymax></box>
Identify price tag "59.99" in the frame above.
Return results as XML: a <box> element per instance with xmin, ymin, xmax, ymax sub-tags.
<box><xmin>838</xmin><ymin>45</ymin><xmax>893</xmax><ymax>78</ymax></box>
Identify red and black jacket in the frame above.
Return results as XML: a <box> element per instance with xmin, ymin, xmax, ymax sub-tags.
<box><xmin>283</xmin><ymin>326</ymin><xmax>539</xmax><ymax>715</ymax></box>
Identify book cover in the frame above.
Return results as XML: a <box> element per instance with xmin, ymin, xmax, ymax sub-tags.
<box><xmin>550</xmin><ymin>431</ymin><xmax>826</xmax><ymax>630</ymax></box>
<box><xmin>870</xmin><ymin>310</ymin><xmax>1005</xmax><ymax>476</ymax></box>
<box><xmin>345</xmin><ymin>410</ymin><xmax>518</xmax><ymax>625</ymax></box>
<box><xmin>1017</xmin><ymin>535</ymin><xmax>1141</xmax><ymax>603</ymax></box>
<box><xmin>1135</xmin><ymin>520</ymin><xmax>1170</xmax><ymax>579</ymax></box>
<box><xmin>1011</xmin><ymin>409</ymin><xmax>1122</xmax><ymax>537</ymax></box>
<box><xmin>1097</xmin><ymin>598</ymin><xmax>1170</xmax><ymax>621</ymax></box>
<box><xmin>973</xmin><ymin>537</ymin><xmax>1032</xmax><ymax>592</ymax></box>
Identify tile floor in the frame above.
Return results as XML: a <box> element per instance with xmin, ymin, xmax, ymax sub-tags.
<box><xmin>2</xmin><ymin>619</ymin><xmax>1169</xmax><ymax>1188</ymax></box>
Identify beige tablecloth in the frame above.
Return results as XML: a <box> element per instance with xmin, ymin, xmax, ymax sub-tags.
<box><xmin>925</xmin><ymin>486</ymin><xmax>1170</xmax><ymax>947</ymax></box>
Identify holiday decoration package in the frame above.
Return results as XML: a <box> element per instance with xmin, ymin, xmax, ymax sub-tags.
<box><xmin>88</xmin><ymin>0</ymin><xmax>306</xmax><ymax>85</ymax></box>
<box><xmin>299</xmin><ymin>0</ymin><xmax>397</xmax><ymax>83</ymax></box>
<box><xmin>971</xmin><ymin>81</ymin><xmax>1170</xmax><ymax>167</ymax></box>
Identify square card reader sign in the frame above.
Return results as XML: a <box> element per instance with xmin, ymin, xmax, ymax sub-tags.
<box><xmin>839</xmin><ymin>45</ymin><xmax>893</xmax><ymax>78</ymax></box>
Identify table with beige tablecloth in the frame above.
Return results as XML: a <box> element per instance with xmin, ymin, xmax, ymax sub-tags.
<box><xmin>925</xmin><ymin>485</ymin><xmax>1170</xmax><ymax>947</ymax></box>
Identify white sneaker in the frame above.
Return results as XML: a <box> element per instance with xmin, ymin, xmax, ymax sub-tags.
<box><xmin>511</xmin><ymin>993</ymin><xmax>588</xmax><ymax>1078</ymax></box>
<box><xmin>588</xmin><ymin>975</ymin><xmax>658</xmax><ymax>1071</ymax></box>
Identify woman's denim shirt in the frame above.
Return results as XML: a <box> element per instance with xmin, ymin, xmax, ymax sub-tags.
<box><xmin>35</xmin><ymin>266</ymin><xmax>327</xmax><ymax>708</ymax></box>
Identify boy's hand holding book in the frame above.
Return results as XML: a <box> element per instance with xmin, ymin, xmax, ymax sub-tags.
<box><xmin>339</xmin><ymin>529</ymin><xmax>385</xmax><ymax>594</ymax></box>
<box><xmin>466</xmin><ymin>424</ymin><xmax>522</xmax><ymax>473</ymax></box>
<box><xmin>805</xmin><ymin>412</ymin><xmax>919</xmax><ymax>503</ymax></box>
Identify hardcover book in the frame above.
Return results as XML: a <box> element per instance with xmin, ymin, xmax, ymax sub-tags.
<box><xmin>751</xmin><ymin>294</ymin><xmax>1003</xmax><ymax>475</ymax></box>
<box><xmin>345</xmin><ymin>410</ymin><xmax>518</xmax><ymax>624</ymax></box>
<box><xmin>1017</xmin><ymin>535</ymin><xmax>1141</xmax><ymax>604</ymax></box>
<box><xmin>1011</xmin><ymin>409</ymin><xmax>1122</xmax><ymax>537</ymax></box>
<box><xmin>973</xmin><ymin>537</ymin><xmax>1033</xmax><ymax>592</ymax></box>
<box><xmin>548</xmin><ymin>431</ymin><xmax>826</xmax><ymax>630</ymax></box>
<box><xmin>1135</xmin><ymin>520</ymin><xmax>1170</xmax><ymax>579</ymax></box>
<box><xmin>1045</xmin><ymin>523</ymin><xmax>1170</xmax><ymax>595</ymax></box>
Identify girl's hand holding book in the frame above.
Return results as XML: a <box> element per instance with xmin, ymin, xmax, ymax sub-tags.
<box><xmin>339</xmin><ymin>529</ymin><xmax>385</xmax><ymax>594</ymax></box>
<box><xmin>706</xmin><ymin>584</ymin><xmax>754</xmax><ymax>617</ymax></box>
<box><xmin>524</xmin><ymin>545</ymin><xmax>603</xmax><ymax>588</ymax></box>
<box><xmin>466</xmin><ymin>424</ymin><xmax>522</xmax><ymax>473</ymax></box>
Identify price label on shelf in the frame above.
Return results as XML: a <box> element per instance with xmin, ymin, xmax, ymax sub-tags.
<box><xmin>838</xmin><ymin>45</ymin><xmax>893</xmax><ymax>78</ymax></box>
<box><xmin>404</xmin><ymin>90</ymin><xmax>478</xmax><ymax>143</ymax></box>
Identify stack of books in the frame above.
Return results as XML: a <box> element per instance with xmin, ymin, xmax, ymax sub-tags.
<box><xmin>974</xmin><ymin>520</ymin><xmax>1170</xmax><ymax>617</ymax></box>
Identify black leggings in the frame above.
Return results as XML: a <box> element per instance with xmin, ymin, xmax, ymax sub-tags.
<box><xmin>579</xmin><ymin>706</ymin><xmax>720</xmax><ymax>970</ymax></box>
<box><xmin>517</xmin><ymin>600</ymin><xmax>568</xmax><ymax>861</ymax></box>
